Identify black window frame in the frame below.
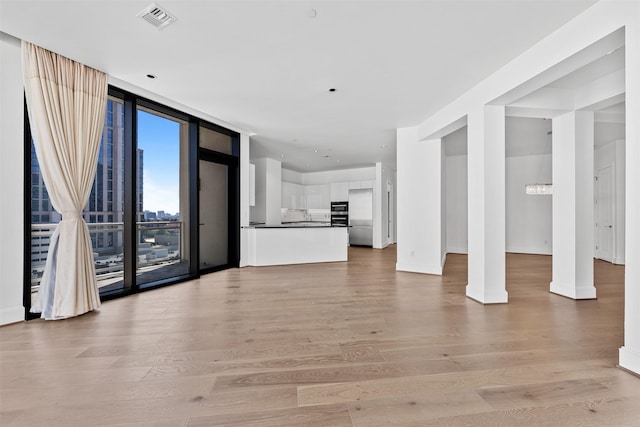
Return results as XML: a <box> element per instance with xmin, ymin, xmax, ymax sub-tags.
<box><xmin>23</xmin><ymin>85</ymin><xmax>241</xmax><ymax>317</ymax></box>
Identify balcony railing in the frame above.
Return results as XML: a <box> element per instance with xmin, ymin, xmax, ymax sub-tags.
<box><xmin>30</xmin><ymin>221</ymin><xmax>183</xmax><ymax>293</ymax></box>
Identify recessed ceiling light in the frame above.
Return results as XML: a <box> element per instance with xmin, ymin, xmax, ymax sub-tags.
<box><xmin>146</xmin><ymin>74</ymin><xmax>157</xmax><ymax>79</ymax></box>
<box><xmin>280</xmin><ymin>154</ymin><xmax>285</xmax><ymax>158</ymax></box>
<box><xmin>381</xmin><ymin>144</ymin><xmax>387</xmax><ymax>148</ymax></box>
<box><xmin>329</xmin><ymin>88</ymin><xmax>336</xmax><ymax>92</ymax></box>
<box><xmin>314</xmin><ymin>149</ymin><xmax>318</xmax><ymax>153</ymax></box>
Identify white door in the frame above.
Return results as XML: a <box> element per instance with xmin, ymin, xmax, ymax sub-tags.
<box><xmin>595</xmin><ymin>165</ymin><xmax>614</xmax><ymax>263</ymax></box>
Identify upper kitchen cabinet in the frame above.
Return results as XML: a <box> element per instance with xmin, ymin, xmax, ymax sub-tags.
<box><xmin>331</xmin><ymin>182</ymin><xmax>350</xmax><ymax>201</ymax></box>
<box><xmin>305</xmin><ymin>184</ymin><xmax>330</xmax><ymax>209</ymax></box>
<box><xmin>282</xmin><ymin>181</ymin><xmax>305</xmax><ymax>209</ymax></box>
<box><xmin>349</xmin><ymin>180</ymin><xmax>374</xmax><ymax>190</ymax></box>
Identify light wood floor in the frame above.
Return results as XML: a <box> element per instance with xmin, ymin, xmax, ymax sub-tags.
<box><xmin>2</xmin><ymin>246</ymin><xmax>638</xmax><ymax>426</ymax></box>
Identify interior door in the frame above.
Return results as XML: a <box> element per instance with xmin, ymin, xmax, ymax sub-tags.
<box><xmin>199</xmin><ymin>159</ymin><xmax>228</xmax><ymax>270</ymax></box>
<box><xmin>595</xmin><ymin>165</ymin><xmax>614</xmax><ymax>263</ymax></box>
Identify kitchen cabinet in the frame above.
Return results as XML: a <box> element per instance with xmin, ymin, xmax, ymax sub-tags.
<box><xmin>305</xmin><ymin>184</ymin><xmax>330</xmax><ymax>209</ymax></box>
<box><xmin>331</xmin><ymin>182</ymin><xmax>350</xmax><ymax>201</ymax></box>
<box><xmin>281</xmin><ymin>181</ymin><xmax>305</xmax><ymax>209</ymax></box>
<box><xmin>349</xmin><ymin>180</ymin><xmax>374</xmax><ymax>190</ymax></box>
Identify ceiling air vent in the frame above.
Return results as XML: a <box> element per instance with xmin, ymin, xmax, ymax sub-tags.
<box><xmin>137</xmin><ymin>3</ymin><xmax>177</xmax><ymax>29</ymax></box>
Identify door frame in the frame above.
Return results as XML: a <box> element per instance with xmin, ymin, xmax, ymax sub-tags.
<box><xmin>197</xmin><ymin>147</ymin><xmax>240</xmax><ymax>274</ymax></box>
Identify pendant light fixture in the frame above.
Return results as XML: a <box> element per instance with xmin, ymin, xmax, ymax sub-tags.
<box><xmin>525</xmin><ymin>129</ymin><xmax>553</xmax><ymax>195</ymax></box>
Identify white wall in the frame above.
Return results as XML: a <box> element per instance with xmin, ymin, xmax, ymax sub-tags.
<box><xmin>281</xmin><ymin>168</ymin><xmax>304</xmax><ymax>185</ymax></box>
<box><xmin>0</xmin><ymin>33</ymin><xmax>25</xmax><ymax>325</ymax></box>
<box><xmin>445</xmin><ymin>155</ymin><xmax>468</xmax><ymax>254</ymax></box>
<box><xmin>373</xmin><ymin>162</ymin><xmax>395</xmax><ymax>249</ymax></box>
<box><xmin>506</xmin><ymin>154</ymin><xmax>553</xmax><ymax>255</ymax></box>
<box><xmin>397</xmin><ymin>129</ymin><xmax>445</xmax><ymax>274</ymax></box>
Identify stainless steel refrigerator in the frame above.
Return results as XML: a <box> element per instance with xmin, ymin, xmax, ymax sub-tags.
<box><xmin>348</xmin><ymin>188</ymin><xmax>373</xmax><ymax>246</ymax></box>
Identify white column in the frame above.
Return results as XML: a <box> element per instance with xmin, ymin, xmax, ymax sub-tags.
<box><xmin>619</xmin><ymin>12</ymin><xmax>640</xmax><ymax>375</ymax></box>
<box><xmin>550</xmin><ymin>111</ymin><xmax>596</xmax><ymax>299</ymax></box>
<box><xmin>396</xmin><ymin>128</ymin><xmax>444</xmax><ymax>275</ymax></box>
<box><xmin>466</xmin><ymin>105</ymin><xmax>507</xmax><ymax>304</ymax></box>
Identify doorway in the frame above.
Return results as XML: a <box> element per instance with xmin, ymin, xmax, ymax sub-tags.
<box><xmin>197</xmin><ymin>125</ymin><xmax>239</xmax><ymax>274</ymax></box>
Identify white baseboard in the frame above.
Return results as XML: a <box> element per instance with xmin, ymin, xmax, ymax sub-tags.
<box><xmin>613</xmin><ymin>256</ymin><xmax>625</xmax><ymax>265</ymax></box>
<box><xmin>506</xmin><ymin>246</ymin><xmax>552</xmax><ymax>255</ymax></box>
<box><xmin>466</xmin><ymin>285</ymin><xmax>508</xmax><ymax>304</ymax></box>
<box><xmin>619</xmin><ymin>346</ymin><xmax>640</xmax><ymax>376</ymax></box>
<box><xmin>446</xmin><ymin>247</ymin><xmax>468</xmax><ymax>255</ymax></box>
<box><xmin>550</xmin><ymin>281</ymin><xmax>597</xmax><ymax>299</ymax></box>
<box><xmin>396</xmin><ymin>262</ymin><xmax>443</xmax><ymax>276</ymax></box>
<box><xmin>0</xmin><ymin>306</ymin><xmax>25</xmax><ymax>326</ymax></box>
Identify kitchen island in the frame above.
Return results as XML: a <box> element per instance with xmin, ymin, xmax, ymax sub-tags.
<box><xmin>244</xmin><ymin>223</ymin><xmax>348</xmax><ymax>266</ymax></box>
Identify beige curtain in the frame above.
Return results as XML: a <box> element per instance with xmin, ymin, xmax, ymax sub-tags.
<box><xmin>22</xmin><ymin>41</ymin><xmax>108</xmax><ymax>319</ymax></box>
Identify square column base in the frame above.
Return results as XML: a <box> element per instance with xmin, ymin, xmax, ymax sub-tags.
<box><xmin>550</xmin><ymin>281</ymin><xmax>597</xmax><ymax>299</ymax></box>
<box><xmin>466</xmin><ymin>285</ymin><xmax>508</xmax><ymax>304</ymax></box>
<box><xmin>619</xmin><ymin>346</ymin><xmax>640</xmax><ymax>376</ymax></box>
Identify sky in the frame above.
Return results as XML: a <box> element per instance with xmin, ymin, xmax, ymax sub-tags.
<box><xmin>137</xmin><ymin>110</ymin><xmax>181</xmax><ymax>215</ymax></box>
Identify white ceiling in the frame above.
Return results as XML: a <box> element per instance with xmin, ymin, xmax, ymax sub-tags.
<box><xmin>0</xmin><ymin>0</ymin><xmax>599</xmax><ymax>172</ymax></box>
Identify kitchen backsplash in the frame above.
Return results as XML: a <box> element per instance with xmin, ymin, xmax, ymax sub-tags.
<box><xmin>281</xmin><ymin>209</ymin><xmax>330</xmax><ymax>223</ymax></box>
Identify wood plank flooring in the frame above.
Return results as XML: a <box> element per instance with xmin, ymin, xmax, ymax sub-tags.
<box><xmin>1</xmin><ymin>246</ymin><xmax>638</xmax><ymax>426</ymax></box>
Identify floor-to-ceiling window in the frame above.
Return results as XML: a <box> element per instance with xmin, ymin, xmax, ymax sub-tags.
<box><xmin>136</xmin><ymin>106</ymin><xmax>190</xmax><ymax>285</ymax></box>
<box><xmin>25</xmin><ymin>86</ymin><xmax>240</xmax><ymax>316</ymax></box>
<box><xmin>29</xmin><ymin>97</ymin><xmax>126</xmax><ymax>302</ymax></box>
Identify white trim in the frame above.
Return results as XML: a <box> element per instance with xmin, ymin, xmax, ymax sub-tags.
<box><xmin>396</xmin><ymin>262</ymin><xmax>443</xmax><ymax>276</ymax></box>
<box><xmin>550</xmin><ymin>281</ymin><xmax>597</xmax><ymax>299</ymax></box>
<box><xmin>465</xmin><ymin>286</ymin><xmax>508</xmax><ymax>304</ymax></box>
<box><xmin>446</xmin><ymin>247</ymin><xmax>468</xmax><ymax>255</ymax></box>
<box><xmin>506</xmin><ymin>247</ymin><xmax>552</xmax><ymax>256</ymax></box>
<box><xmin>0</xmin><ymin>306</ymin><xmax>25</xmax><ymax>326</ymax></box>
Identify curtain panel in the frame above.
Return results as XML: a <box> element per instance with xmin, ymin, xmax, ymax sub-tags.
<box><xmin>22</xmin><ymin>41</ymin><xmax>108</xmax><ymax>319</ymax></box>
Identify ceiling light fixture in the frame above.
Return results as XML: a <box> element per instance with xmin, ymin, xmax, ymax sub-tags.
<box><xmin>329</xmin><ymin>88</ymin><xmax>336</xmax><ymax>92</ymax></box>
<box><xmin>146</xmin><ymin>74</ymin><xmax>157</xmax><ymax>79</ymax></box>
<box><xmin>525</xmin><ymin>130</ymin><xmax>553</xmax><ymax>196</ymax></box>
<box><xmin>525</xmin><ymin>184</ymin><xmax>553</xmax><ymax>195</ymax></box>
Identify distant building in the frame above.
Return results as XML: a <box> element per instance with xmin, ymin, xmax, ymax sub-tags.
<box><xmin>31</xmin><ymin>99</ymin><xmax>144</xmax><ymax>264</ymax></box>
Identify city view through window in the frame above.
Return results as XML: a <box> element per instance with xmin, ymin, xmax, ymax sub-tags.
<box><xmin>30</xmin><ymin>99</ymin><xmax>185</xmax><ymax>298</ymax></box>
